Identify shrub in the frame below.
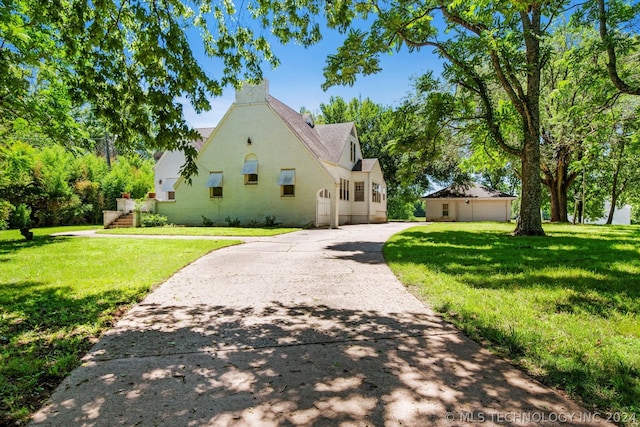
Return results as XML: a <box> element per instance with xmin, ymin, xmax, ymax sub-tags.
<box><xmin>201</xmin><ymin>216</ymin><xmax>214</xmax><ymax>226</ymax></box>
<box><xmin>101</xmin><ymin>155</ymin><xmax>154</xmax><ymax>209</ymax></box>
<box><xmin>9</xmin><ymin>203</ymin><xmax>31</xmax><ymax>229</ymax></box>
<box><xmin>225</xmin><ymin>216</ymin><xmax>240</xmax><ymax>227</ymax></box>
<box><xmin>141</xmin><ymin>213</ymin><xmax>168</xmax><ymax>227</ymax></box>
<box><xmin>264</xmin><ymin>215</ymin><xmax>278</xmax><ymax>227</ymax></box>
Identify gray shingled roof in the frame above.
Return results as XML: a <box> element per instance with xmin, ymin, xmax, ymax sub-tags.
<box><xmin>424</xmin><ymin>183</ymin><xmax>516</xmax><ymax>199</ymax></box>
<box><xmin>315</xmin><ymin>122</ymin><xmax>354</xmax><ymax>163</ymax></box>
<box><xmin>193</xmin><ymin>127</ymin><xmax>215</xmax><ymax>151</ymax></box>
<box><xmin>154</xmin><ymin>127</ymin><xmax>214</xmax><ymax>161</ymax></box>
<box><xmin>268</xmin><ymin>95</ymin><xmax>352</xmax><ymax>163</ymax></box>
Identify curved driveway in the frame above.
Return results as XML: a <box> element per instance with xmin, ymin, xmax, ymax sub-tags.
<box><xmin>32</xmin><ymin>224</ymin><xmax>604</xmax><ymax>426</ymax></box>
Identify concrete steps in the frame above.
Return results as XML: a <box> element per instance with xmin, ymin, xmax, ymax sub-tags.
<box><xmin>107</xmin><ymin>213</ymin><xmax>134</xmax><ymax>229</ymax></box>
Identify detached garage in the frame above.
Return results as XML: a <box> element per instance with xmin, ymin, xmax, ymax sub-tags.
<box><xmin>423</xmin><ymin>183</ymin><xmax>517</xmax><ymax>222</ymax></box>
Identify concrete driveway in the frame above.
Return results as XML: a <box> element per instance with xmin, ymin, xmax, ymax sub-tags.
<box><xmin>31</xmin><ymin>223</ymin><xmax>605</xmax><ymax>426</ymax></box>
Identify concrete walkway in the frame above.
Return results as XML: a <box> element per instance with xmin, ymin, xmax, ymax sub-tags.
<box><xmin>32</xmin><ymin>224</ymin><xmax>605</xmax><ymax>426</ymax></box>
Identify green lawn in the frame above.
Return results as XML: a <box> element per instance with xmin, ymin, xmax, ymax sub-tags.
<box><xmin>384</xmin><ymin>222</ymin><xmax>639</xmax><ymax>425</ymax></box>
<box><xmin>0</xmin><ymin>227</ymin><xmax>240</xmax><ymax>425</ymax></box>
<box><xmin>98</xmin><ymin>226</ymin><xmax>300</xmax><ymax>237</ymax></box>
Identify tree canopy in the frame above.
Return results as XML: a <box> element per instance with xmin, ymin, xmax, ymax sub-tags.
<box><xmin>3</xmin><ymin>0</ymin><xmax>639</xmax><ymax>232</ymax></box>
<box><xmin>1</xmin><ymin>0</ymin><xmax>280</xmax><ymax>178</ymax></box>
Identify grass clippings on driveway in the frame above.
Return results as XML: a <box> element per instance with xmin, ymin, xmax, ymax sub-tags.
<box><xmin>0</xmin><ymin>227</ymin><xmax>240</xmax><ymax>425</ymax></box>
<box><xmin>384</xmin><ymin>222</ymin><xmax>640</xmax><ymax>425</ymax></box>
<box><xmin>98</xmin><ymin>226</ymin><xmax>300</xmax><ymax>237</ymax></box>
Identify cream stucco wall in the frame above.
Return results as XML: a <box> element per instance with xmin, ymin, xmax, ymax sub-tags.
<box><xmin>158</xmin><ymin>101</ymin><xmax>337</xmax><ymax>227</ymax></box>
<box><xmin>425</xmin><ymin>198</ymin><xmax>513</xmax><ymax>222</ymax></box>
<box><xmin>327</xmin><ymin>160</ymin><xmax>387</xmax><ymax>224</ymax></box>
<box><xmin>154</xmin><ymin>150</ymin><xmax>185</xmax><ymax>201</ymax></box>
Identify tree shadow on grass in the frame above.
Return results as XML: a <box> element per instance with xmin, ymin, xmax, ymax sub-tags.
<box><xmin>30</xmin><ymin>301</ymin><xmax>593</xmax><ymax>427</ymax></box>
<box><xmin>383</xmin><ymin>227</ymin><xmax>640</xmax><ymax>413</ymax></box>
<box><xmin>0</xmin><ymin>235</ymin><xmax>68</xmax><ymax>258</ymax></box>
<box><xmin>0</xmin><ymin>281</ymin><xmax>143</xmax><ymax>425</ymax></box>
<box><xmin>385</xmin><ymin>230</ymin><xmax>640</xmax><ymax>309</ymax></box>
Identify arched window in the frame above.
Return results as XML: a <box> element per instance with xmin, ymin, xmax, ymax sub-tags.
<box><xmin>242</xmin><ymin>154</ymin><xmax>258</xmax><ymax>185</ymax></box>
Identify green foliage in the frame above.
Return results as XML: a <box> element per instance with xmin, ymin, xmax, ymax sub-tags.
<box><xmin>225</xmin><ymin>216</ymin><xmax>241</xmax><ymax>227</ymax></box>
<box><xmin>0</xmin><ymin>139</ymin><xmax>154</xmax><ymax>226</ymax></box>
<box><xmin>0</xmin><ymin>200</ymin><xmax>12</xmax><ymax>230</ymax></box>
<box><xmin>101</xmin><ymin>155</ymin><xmax>154</xmax><ymax>210</ymax></box>
<box><xmin>141</xmin><ymin>214</ymin><xmax>168</xmax><ymax>227</ymax></box>
<box><xmin>9</xmin><ymin>203</ymin><xmax>30</xmax><ymax>229</ymax></box>
<box><xmin>584</xmin><ymin>100</ymin><xmax>640</xmax><ymax>224</ymax></box>
<box><xmin>385</xmin><ymin>222</ymin><xmax>640</xmax><ymax>420</ymax></box>
<box><xmin>201</xmin><ymin>216</ymin><xmax>215</xmax><ymax>226</ymax></box>
<box><xmin>99</xmin><ymin>227</ymin><xmax>299</xmax><ymax>237</ymax></box>
<box><xmin>387</xmin><ymin>196</ymin><xmax>415</xmax><ymax>220</ymax></box>
<box><xmin>1</xmin><ymin>0</ymin><xmax>285</xmax><ymax>179</ymax></box>
<box><xmin>264</xmin><ymin>215</ymin><xmax>278</xmax><ymax>227</ymax></box>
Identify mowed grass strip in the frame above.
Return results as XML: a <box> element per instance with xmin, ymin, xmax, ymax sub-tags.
<box><xmin>0</xmin><ymin>227</ymin><xmax>240</xmax><ymax>425</ymax></box>
<box><xmin>98</xmin><ymin>226</ymin><xmax>300</xmax><ymax>237</ymax></box>
<box><xmin>384</xmin><ymin>222</ymin><xmax>640</xmax><ymax>425</ymax></box>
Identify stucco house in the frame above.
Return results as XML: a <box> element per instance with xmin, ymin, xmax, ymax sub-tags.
<box><xmin>154</xmin><ymin>127</ymin><xmax>214</xmax><ymax>201</ymax></box>
<box><xmin>155</xmin><ymin>81</ymin><xmax>387</xmax><ymax>228</ymax></box>
<box><xmin>422</xmin><ymin>183</ymin><xmax>516</xmax><ymax>222</ymax></box>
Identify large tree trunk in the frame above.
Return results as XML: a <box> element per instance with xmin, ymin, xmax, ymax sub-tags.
<box><xmin>515</xmin><ymin>128</ymin><xmax>545</xmax><ymax>235</ymax></box>
<box><xmin>545</xmin><ymin>175</ymin><xmax>570</xmax><ymax>222</ymax></box>
<box><xmin>514</xmin><ymin>9</ymin><xmax>545</xmax><ymax>236</ymax></box>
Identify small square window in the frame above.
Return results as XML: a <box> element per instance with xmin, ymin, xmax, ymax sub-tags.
<box><xmin>210</xmin><ymin>187</ymin><xmax>223</xmax><ymax>198</ymax></box>
<box><xmin>168</xmin><ymin>191</ymin><xmax>175</xmax><ymax>200</ymax></box>
<box><xmin>282</xmin><ymin>185</ymin><xmax>295</xmax><ymax>196</ymax></box>
<box><xmin>245</xmin><ymin>173</ymin><xmax>258</xmax><ymax>184</ymax></box>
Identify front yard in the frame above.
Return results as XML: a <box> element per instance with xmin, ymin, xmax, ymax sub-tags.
<box><xmin>384</xmin><ymin>222</ymin><xmax>639</xmax><ymax>425</ymax></box>
<box><xmin>0</xmin><ymin>227</ymin><xmax>240</xmax><ymax>425</ymax></box>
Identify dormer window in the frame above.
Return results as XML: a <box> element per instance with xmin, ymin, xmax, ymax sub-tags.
<box><xmin>350</xmin><ymin>141</ymin><xmax>356</xmax><ymax>163</ymax></box>
<box><xmin>304</xmin><ymin>113</ymin><xmax>315</xmax><ymax>128</ymax></box>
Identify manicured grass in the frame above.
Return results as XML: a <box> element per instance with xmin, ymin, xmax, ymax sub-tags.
<box><xmin>98</xmin><ymin>226</ymin><xmax>300</xmax><ymax>237</ymax></box>
<box><xmin>384</xmin><ymin>222</ymin><xmax>640</xmax><ymax>425</ymax></box>
<box><xmin>0</xmin><ymin>227</ymin><xmax>240</xmax><ymax>425</ymax></box>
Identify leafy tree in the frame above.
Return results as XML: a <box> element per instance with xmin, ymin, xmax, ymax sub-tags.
<box><xmin>0</xmin><ymin>140</ymin><xmax>39</xmax><ymax>217</ymax></box>
<box><xmin>101</xmin><ymin>155</ymin><xmax>155</xmax><ymax>210</ymax></box>
<box><xmin>0</xmin><ymin>134</ymin><xmax>154</xmax><ymax>233</ymax></box>
<box><xmin>586</xmin><ymin>100</ymin><xmax>640</xmax><ymax>223</ymax></box>
<box><xmin>1</xmin><ymin>0</ymin><xmax>280</xmax><ymax>179</ymax></box>
<box><xmin>536</xmin><ymin>26</ymin><xmax>623</xmax><ymax>222</ymax></box>
<box><xmin>388</xmin><ymin>75</ymin><xmax>471</xmax><ymax>190</ymax></box>
<box><xmin>581</xmin><ymin>0</ymin><xmax>640</xmax><ymax>95</ymax></box>
<box><xmin>317</xmin><ymin>96</ymin><xmax>425</xmax><ymax>218</ymax></box>
<box><xmin>0</xmin><ymin>199</ymin><xmax>11</xmax><ymax>230</ymax></box>
<box><xmin>251</xmin><ymin>1</ymin><xmax>559</xmax><ymax>235</ymax></box>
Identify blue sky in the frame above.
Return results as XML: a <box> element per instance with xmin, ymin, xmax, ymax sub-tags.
<box><xmin>182</xmin><ymin>25</ymin><xmax>443</xmax><ymax>128</ymax></box>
